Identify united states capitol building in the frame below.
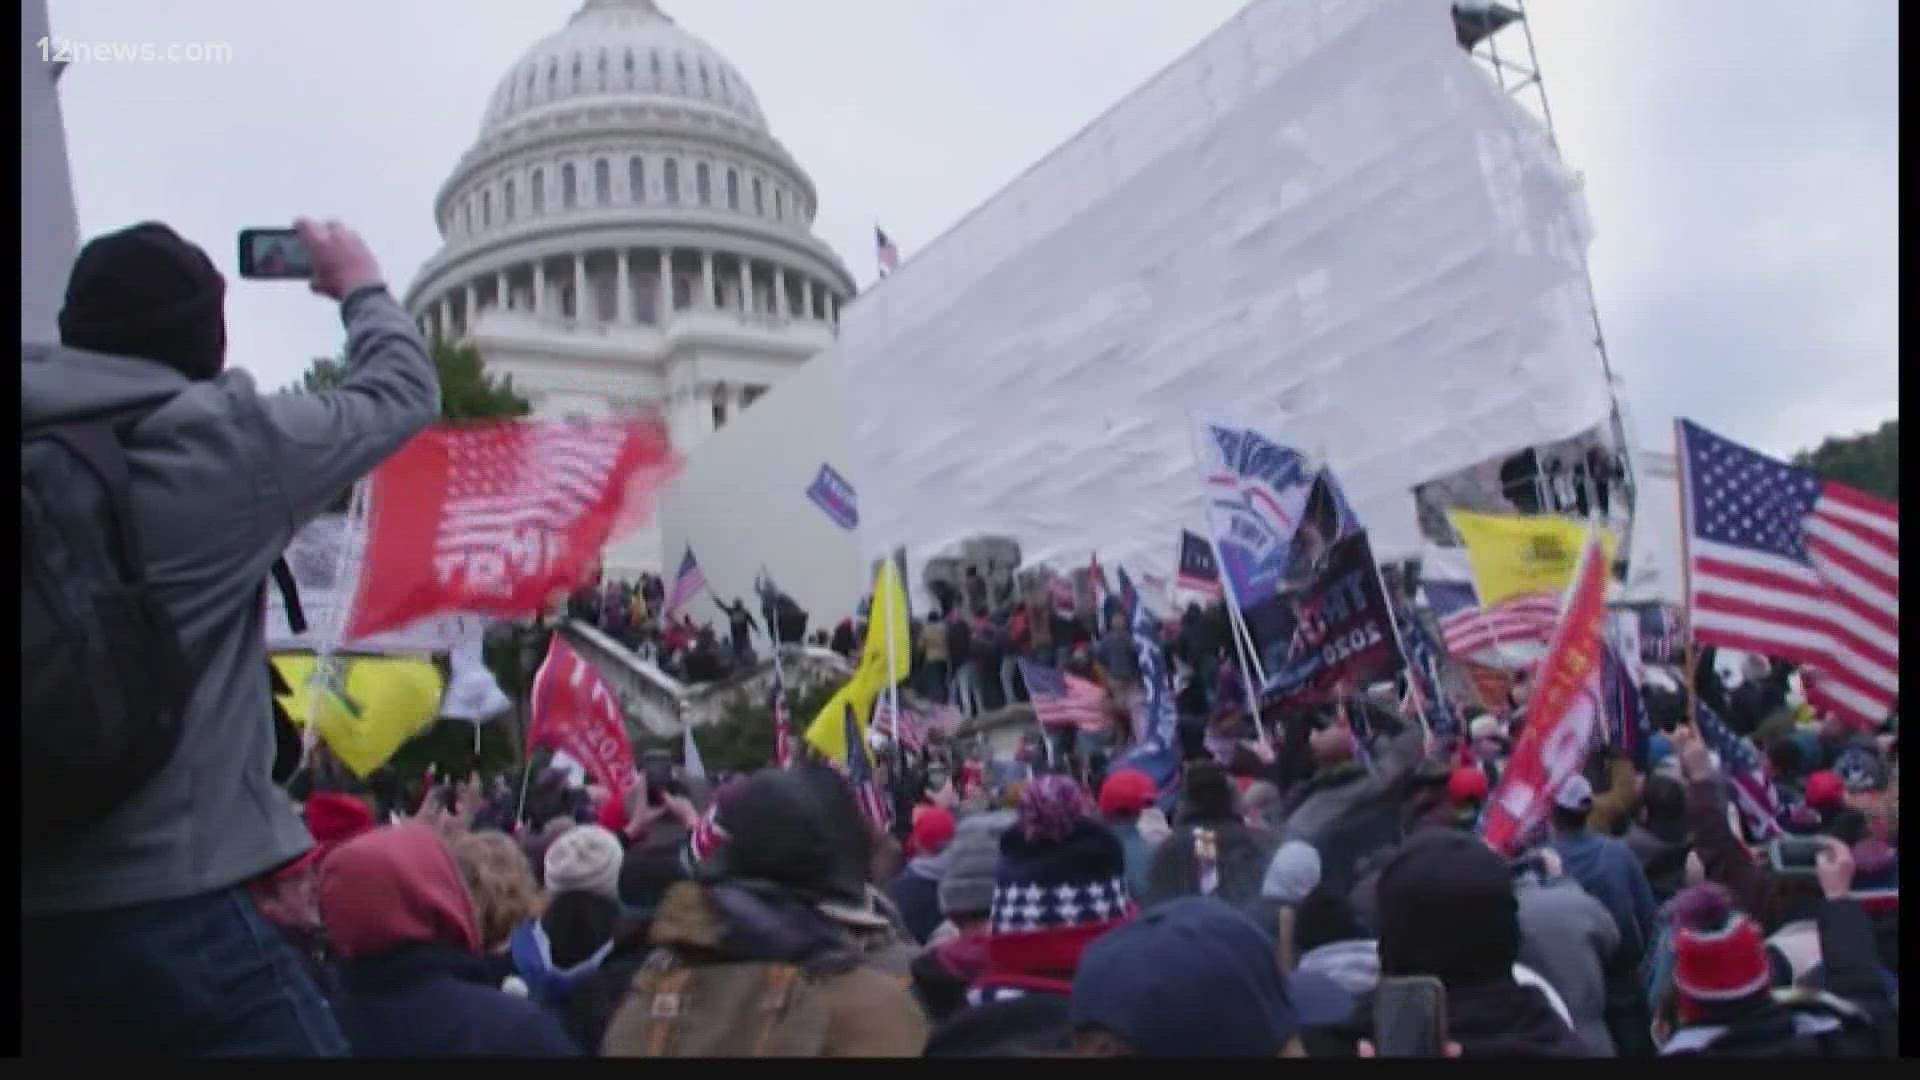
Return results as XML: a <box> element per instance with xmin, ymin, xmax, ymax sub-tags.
<box><xmin>404</xmin><ymin>0</ymin><xmax>857</xmax><ymax>576</ymax></box>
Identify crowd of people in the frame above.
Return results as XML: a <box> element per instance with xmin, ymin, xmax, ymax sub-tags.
<box><xmin>21</xmin><ymin>218</ymin><xmax>1900</xmax><ymax>1058</ymax></box>
<box><xmin>567</xmin><ymin>575</ymin><xmax>803</xmax><ymax>686</ymax></box>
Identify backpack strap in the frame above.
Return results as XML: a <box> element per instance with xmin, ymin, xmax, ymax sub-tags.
<box><xmin>271</xmin><ymin>557</ymin><xmax>308</xmax><ymax>635</ymax></box>
<box><xmin>643</xmin><ymin>966</ymin><xmax>693</xmax><ymax>1057</ymax></box>
<box><xmin>39</xmin><ymin>420</ymin><xmax>148</xmax><ymax>583</ymax></box>
<box><xmin>751</xmin><ymin>965</ymin><xmax>802</xmax><ymax>1056</ymax></box>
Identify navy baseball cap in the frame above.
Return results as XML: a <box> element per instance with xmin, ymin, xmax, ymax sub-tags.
<box><xmin>1070</xmin><ymin>896</ymin><xmax>1353</xmax><ymax>1056</ymax></box>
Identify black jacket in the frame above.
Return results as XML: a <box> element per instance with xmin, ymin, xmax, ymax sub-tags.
<box><xmin>333</xmin><ymin>942</ymin><xmax>580</xmax><ymax>1057</ymax></box>
<box><xmin>1445</xmin><ymin>978</ymin><xmax>1593</xmax><ymax>1058</ymax></box>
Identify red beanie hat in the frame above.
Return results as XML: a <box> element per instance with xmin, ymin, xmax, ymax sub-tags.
<box><xmin>1670</xmin><ymin>884</ymin><xmax>1771</xmax><ymax>1012</ymax></box>
<box><xmin>1447</xmin><ymin>766</ymin><xmax>1490</xmax><ymax>805</ymax></box>
<box><xmin>910</xmin><ymin>805</ymin><xmax>956</xmax><ymax>857</ymax></box>
<box><xmin>305</xmin><ymin>792</ymin><xmax>376</xmax><ymax>849</ymax></box>
<box><xmin>1098</xmin><ymin>769</ymin><xmax>1157</xmax><ymax>817</ymax></box>
<box><xmin>1804</xmin><ymin>770</ymin><xmax>1846</xmax><ymax>812</ymax></box>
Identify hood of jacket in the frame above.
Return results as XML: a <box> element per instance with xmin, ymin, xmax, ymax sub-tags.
<box><xmin>509</xmin><ymin>918</ymin><xmax>615</xmax><ymax>1006</ymax></box>
<box><xmin>320</xmin><ymin>822</ymin><xmax>481</xmax><ymax>960</ymax></box>
<box><xmin>1296</xmin><ymin>939</ymin><xmax>1382</xmax><ymax>997</ymax></box>
<box><xmin>23</xmin><ymin>342</ymin><xmax>192</xmax><ymax>425</ymax></box>
<box><xmin>1446</xmin><ymin>977</ymin><xmax>1590</xmax><ymax>1058</ymax></box>
<box><xmin>647</xmin><ymin>879</ymin><xmax>860</xmax><ymax>969</ymax></box>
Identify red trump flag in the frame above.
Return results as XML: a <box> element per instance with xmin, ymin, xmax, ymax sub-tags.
<box><xmin>1480</xmin><ymin>530</ymin><xmax>1610</xmax><ymax>855</ymax></box>
<box><xmin>344</xmin><ymin>416</ymin><xmax>677</xmax><ymax>640</ymax></box>
<box><xmin>528</xmin><ymin>634</ymin><xmax>636</xmax><ymax>807</ymax></box>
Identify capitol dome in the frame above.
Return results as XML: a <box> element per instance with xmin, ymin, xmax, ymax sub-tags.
<box><xmin>404</xmin><ymin>0</ymin><xmax>857</xmax><ymax>576</ymax></box>
<box><xmin>478</xmin><ymin>0</ymin><xmax>771</xmax><ymax>137</ymax></box>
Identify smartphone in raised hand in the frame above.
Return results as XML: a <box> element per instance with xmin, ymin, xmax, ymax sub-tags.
<box><xmin>1374</xmin><ymin>976</ymin><xmax>1448</xmax><ymax>1058</ymax></box>
<box><xmin>237</xmin><ymin>228</ymin><xmax>313</xmax><ymax>280</ymax></box>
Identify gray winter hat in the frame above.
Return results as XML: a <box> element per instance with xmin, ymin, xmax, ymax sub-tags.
<box><xmin>938</xmin><ymin>825</ymin><xmax>1002</xmax><ymax>917</ymax></box>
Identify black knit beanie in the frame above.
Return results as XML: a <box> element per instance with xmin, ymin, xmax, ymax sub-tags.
<box><xmin>59</xmin><ymin>222</ymin><xmax>227</xmax><ymax>380</ymax></box>
<box><xmin>1376</xmin><ymin>829</ymin><xmax>1519</xmax><ymax>988</ymax></box>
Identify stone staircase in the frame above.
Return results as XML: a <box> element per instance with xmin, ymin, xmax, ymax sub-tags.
<box><xmin>559</xmin><ymin>619</ymin><xmax>852</xmax><ymax>739</ymax></box>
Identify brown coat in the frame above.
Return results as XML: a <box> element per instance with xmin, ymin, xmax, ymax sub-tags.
<box><xmin>602</xmin><ymin>882</ymin><xmax>927</xmax><ymax>1058</ymax></box>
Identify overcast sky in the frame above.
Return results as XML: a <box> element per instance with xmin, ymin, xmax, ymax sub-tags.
<box><xmin>48</xmin><ymin>0</ymin><xmax>1894</xmax><ymax>459</ymax></box>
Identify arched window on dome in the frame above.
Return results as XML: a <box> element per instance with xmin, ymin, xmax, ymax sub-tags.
<box><xmin>463</xmin><ymin>198</ymin><xmax>472</xmax><ymax>236</ymax></box>
<box><xmin>594</xmin><ymin>159</ymin><xmax>611</xmax><ymax>205</ymax></box>
<box><xmin>571</xmin><ymin>53</ymin><xmax>583</xmax><ymax>92</ymax></box>
<box><xmin>629</xmin><ymin>156</ymin><xmax>644</xmax><ymax>202</ymax></box>
<box><xmin>531</xmin><ymin>168</ymin><xmax>545</xmax><ymax>214</ymax></box>
<box><xmin>503</xmin><ymin>177</ymin><xmax>516</xmax><ymax>222</ymax></box>
<box><xmin>663</xmin><ymin>159</ymin><xmax>680</xmax><ymax>203</ymax></box>
<box><xmin>719</xmin><ymin>69</ymin><xmax>732</xmax><ymax>103</ymax></box>
<box><xmin>624</xmin><ymin>50</ymin><xmax>635</xmax><ymax>89</ymax></box>
<box><xmin>650</xmin><ymin>50</ymin><xmax>662</xmax><ymax>89</ymax></box>
<box><xmin>482</xmin><ymin>189</ymin><xmax>492</xmax><ymax>228</ymax></box>
<box><xmin>698</xmin><ymin>61</ymin><xmax>711</xmax><ymax>98</ymax></box>
<box><xmin>695</xmin><ymin>162</ymin><xmax>712</xmax><ymax>207</ymax></box>
<box><xmin>526</xmin><ymin>67</ymin><xmax>536</xmax><ymax>100</ymax></box>
<box><xmin>775</xmin><ymin>188</ymin><xmax>785</xmax><ymax>221</ymax></box>
<box><xmin>726</xmin><ymin>168</ymin><xmax>740</xmax><ymax>211</ymax></box>
<box><xmin>562</xmin><ymin>162</ymin><xmax>577</xmax><ymax>210</ymax></box>
<box><xmin>597</xmin><ymin>50</ymin><xmax>608</xmax><ymax>90</ymax></box>
<box><xmin>675</xmin><ymin>53</ymin><xmax>688</xmax><ymax>92</ymax></box>
<box><xmin>547</xmin><ymin>60</ymin><xmax>558</xmax><ymax>97</ymax></box>
<box><xmin>752</xmin><ymin>177</ymin><xmax>765</xmax><ymax>216</ymax></box>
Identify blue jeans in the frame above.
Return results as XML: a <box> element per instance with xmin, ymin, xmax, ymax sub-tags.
<box><xmin>21</xmin><ymin>885</ymin><xmax>349</xmax><ymax>1057</ymax></box>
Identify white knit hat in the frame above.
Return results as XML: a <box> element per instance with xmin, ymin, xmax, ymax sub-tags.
<box><xmin>543</xmin><ymin>824</ymin><xmax>623</xmax><ymax>901</ymax></box>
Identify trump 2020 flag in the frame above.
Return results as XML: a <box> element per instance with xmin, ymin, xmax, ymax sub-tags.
<box><xmin>1116</xmin><ymin>566</ymin><xmax>1180</xmax><ymax>796</ymax></box>
<box><xmin>345</xmin><ymin>418</ymin><xmax>678</xmax><ymax>640</ymax></box>
<box><xmin>528</xmin><ymin>634</ymin><xmax>638</xmax><ymax>811</ymax></box>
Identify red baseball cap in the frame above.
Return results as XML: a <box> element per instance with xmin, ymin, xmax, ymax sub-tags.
<box><xmin>910</xmin><ymin>805</ymin><xmax>956</xmax><ymax>856</ymax></box>
<box><xmin>1804</xmin><ymin>770</ymin><xmax>1847</xmax><ymax>812</ymax></box>
<box><xmin>1099</xmin><ymin>768</ymin><xmax>1158</xmax><ymax>817</ymax></box>
<box><xmin>1447</xmin><ymin>766</ymin><xmax>1490</xmax><ymax>805</ymax></box>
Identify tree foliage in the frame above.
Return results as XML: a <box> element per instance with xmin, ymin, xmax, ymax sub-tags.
<box><xmin>290</xmin><ymin>338</ymin><xmax>531</xmax><ymax>420</ymax></box>
<box><xmin>1792</xmin><ymin>419</ymin><xmax>1897</xmax><ymax>503</ymax></box>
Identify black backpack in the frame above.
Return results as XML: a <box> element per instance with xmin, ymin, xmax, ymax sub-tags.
<box><xmin>20</xmin><ymin>394</ymin><xmax>314</xmax><ymax>839</ymax></box>
<box><xmin>22</xmin><ymin>399</ymin><xmax>198</xmax><ymax>840</ymax></box>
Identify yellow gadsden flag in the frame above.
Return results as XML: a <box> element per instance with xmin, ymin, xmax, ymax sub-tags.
<box><xmin>804</xmin><ymin>560</ymin><xmax>912</xmax><ymax>763</ymax></box>
<box><xmin>1447</xmin><ymin>510</ymin><xmax>1617</xmax><ymax>608</ymax></box>
<box><xmin>272</xmin><ymin>654</ymin><xmax>446</xmax><ymax>778</ymax></box>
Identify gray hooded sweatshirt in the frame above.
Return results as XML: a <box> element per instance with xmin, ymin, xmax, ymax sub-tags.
<box><xmin>22</xmin><ymin>286</ymin><xmax>438</xmax><ymax>915</ymax></box>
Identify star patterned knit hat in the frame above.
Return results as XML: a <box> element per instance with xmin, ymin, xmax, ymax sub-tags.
<box><xmin>990</xmin><ymin>776</ymin><xmax>1134</xmax><ymax>936</ymax></box>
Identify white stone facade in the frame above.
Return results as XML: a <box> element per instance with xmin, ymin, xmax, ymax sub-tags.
<box><xmin>404</xmin><ymin>0</ymin><xmax>855</xmax><ymax>577</ymax></box>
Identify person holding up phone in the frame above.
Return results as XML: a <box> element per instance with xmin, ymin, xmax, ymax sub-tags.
<box><xmin>23</xmin><ymin>218</ymin><xmax>439</xmax><ymax>1057</ymax></box>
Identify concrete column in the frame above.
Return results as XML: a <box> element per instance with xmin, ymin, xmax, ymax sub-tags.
<box><xmin>496</xmin><ymin>269</ymin><xmax>509</xmax><ymax>311</ymax></box>
<box><xmin>573</xmin><ymin>252</ymin><xmax>589</xmax><ymax>321</ymax></box>
<box><xmin>700</xmin><ymin>250</ymin><xmax>716</xmax><ymax>310</ymax></box>
<box><xmin>615</xmin><ymin>248</ymin><xmax>633</xmax><ymax>324</ymax></box>
<box><xmin>801</xmin><ymin>277</ymin><xmax>814</xmax><ymax>320</ymax></box>
<box><xmin>438</xmin><ymin>297</ymin><xmax>452</xmax><ymax>340</ymax></box>
<box><xmin>657</xmin><ymin>249</ymin><xmax>673</xmax><ymax>320</ymax></box>
<box><xmin>533</xmin><ymin>260</ymin><xmax>548</xmax><ymax>316</ymax></box>
<box><xmin>773</xmin><ymin>267</ymin><xmax>789</xmax><ymax>318</ymax></box>
<box><xmin>464</xmin><ymin>283</ymin><xmax>477</xmax><ymax>331</ymax></box>
<box><xmin>738</xmin><ymin>257</ymin><xmax>753</xmax><ymax>315</ymax></box>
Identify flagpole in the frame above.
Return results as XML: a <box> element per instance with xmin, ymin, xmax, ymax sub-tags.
<box><xmin>1674</xmin><ymin>420</ymin><xmax>1698</xmax><ymax>727</ymax></box>
<box><xmin>881</xmin><ymin>561</ymin><xmax>904</xmax><ymax>774</ymax></box>
<box><xmin>1183</xmin><ymin>412</ymin><xmax>1271</xmax><ymax>742</ymax></box>
<box><xmin>760</xmin><ymin>566</ymin><xmax>793</xmax><ymax>768</ymax></box>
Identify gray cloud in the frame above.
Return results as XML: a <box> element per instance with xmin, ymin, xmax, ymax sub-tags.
<box><xmin>50</xmin><ymin>0</ymin><xmax>1893</xmax><ymax>458</ymax></box>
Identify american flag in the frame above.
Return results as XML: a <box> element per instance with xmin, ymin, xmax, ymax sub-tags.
<box><xmin>841</xmin><ymin>701</ymin><xmax>891</xmax><ymax>831</ymax></box>
<box><xmin>1677</xmin><ymin>420</ymin><xmax>1898</xmax><ymax>730</ymax></box>
<box><xmin>1422</xmin><ymin>580</ymin><xmax>1561</xmax><ymax>658</ymax></box>
<box><xmin>1600</xmin><ymin>644</ymin><xmax>1652</xmax><ymax>772</ymax></box>
<box><xmin>1018</xmin><ymin>659</ymin><xmax>1110</xmax><ymax>731</ymax></box>
<box><xmin>870</xmin><ymin>696</ymin><xmax>926</xmax><ymax>752</ymax></box>
<box><xmin>1395</xmin><ymin>599</ymin><xmax>1461</xmax><ymax>739</ymax></box>
<box><xmin>1639</xmin><ymin>605</ymin><xmax>1685</xmax><ymax>665</ymax></box>
<box><xmin>687</xmin><ymin>800</ymin><xmax>728</xmax><ymax>865</ymax></box>
<box><xmin>875</xmin><ymin>226</ymin><xmax>901</xmax><ymax>276</ymax></box>
<box><xmin>1694</xmin><ymin>700</ymin><xmax>1783</xmax><ymax>839</ymax></box>
<box><xmin>662</xmin><ymin>546</ymin><xmax>705</xmax><ymax>620</ymax></box>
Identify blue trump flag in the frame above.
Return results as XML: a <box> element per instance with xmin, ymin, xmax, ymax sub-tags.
<box><xmin>1116</xmin><ymin>566</ymin><xmax>1180</xmax><ymax>801</ymax></box>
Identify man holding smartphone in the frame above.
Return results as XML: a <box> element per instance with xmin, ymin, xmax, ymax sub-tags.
<box><xmin>22</xmin><ymin>218</ymin><xmax>440</xmax><ymax>1056</ymax></box>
